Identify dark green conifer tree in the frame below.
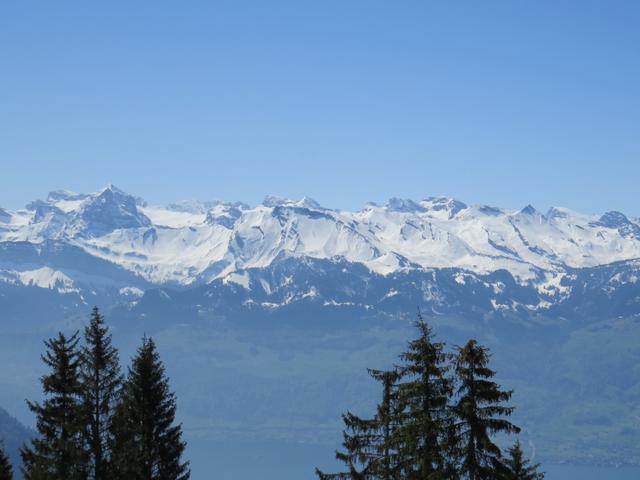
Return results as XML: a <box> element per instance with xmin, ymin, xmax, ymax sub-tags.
<box><xmin>395</xmin><ymin>314</ymin><xmax>453</xmax><ymax>480</ymax></box>
<box><xmin>80</xmin><ymin>307</ymin><xmax>123</xmax><ymax>480</ymax></box>
<box><xmin>451</xmin><ymin>340</ymin><xmax>520</xmax><ymax>480</ymax></box>
<box><xmin>0</xmin><ymin>442</ymin><xmax>13</xmax><ymax>480</ymax></box>
<box><xmin>316</xmin><ymin>316</ymin><xmax>542</xmax><ymax>480</ymax></box>
<box><xmin>21</xmin><ymin>332</ymin><xmax>87</xmax><ymax>480</ymax></box>
<box><xmin>503</xmin><ymin>440</ymin><xmax>544</xmax><ymax>480</ymax></box>
<box><xmin>316</xmin><ymin>369</ymin><xmax>402</xmax><ymax>480</ymax></box>
<box><xmin>111</xmin><ymin>336</ymin><xmax>189</xmax><ymax>480</ymax></box>
<box><xmin>368</xmin><ymin>369</ymin><xmax>403</xmax><ymax>480</ymax></box>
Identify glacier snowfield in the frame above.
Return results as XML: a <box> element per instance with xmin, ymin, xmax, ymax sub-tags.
<box><xmin>2</xmin><ymin>185</ymin><xmax>640</xmax><ymax>291</ymax></box>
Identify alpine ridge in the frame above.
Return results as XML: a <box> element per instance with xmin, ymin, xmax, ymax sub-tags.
<box><xmin>1</xmin><ymin>185</ymin><xmax>640</xmax><ymax>315</ymax></box>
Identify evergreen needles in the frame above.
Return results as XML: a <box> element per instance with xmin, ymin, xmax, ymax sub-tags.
<box><xmin>0</xmin><ymin>442</ymin><xmax>13</xmax><ymax>480</ymax></box>
<box><xmin>317</xmin><ymin>313</ymin><xmax>544</xmax><ymax>480</ymax></box>
<box><xmin>80</xmin><ymin>307</ymin><xmax>122</xmax><ymax>480</ymax></box>
<box><xmin>21</xmin><ymin>332</ymin><xmax>87</xmax><ymax>480</ymax></box>
<box><xmin>20</xmin><ymin>307</ymin><xmax>190</xmax><ymax>480</ymax></box>
<box><xmin>503</xmin><ymin>440</ymin><xmax>544</xmax><ymax>480</ymax></box>
<box><xmin>111</xmin><ymin>337</ymin><xmax>189</xmax><ymax>480</ymax></box>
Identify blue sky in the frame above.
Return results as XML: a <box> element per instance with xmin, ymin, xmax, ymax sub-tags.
<box><xmin>1</xmin><ymin>1</ymin><xmax>638</xmax><ymax>213</ymax></box>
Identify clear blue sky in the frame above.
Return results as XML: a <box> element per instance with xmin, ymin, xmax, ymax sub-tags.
<box><xmin>1</xmin><ymin>1</ymin><xmax>638</xmax><ymax>213</ymax></box>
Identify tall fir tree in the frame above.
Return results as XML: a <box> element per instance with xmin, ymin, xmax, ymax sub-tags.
<box><xmin>316</xmin><ymin>369</ymin><xmax>402</xmax><ymax>480</ymax></box>
<box><xmin>0</xmin><ymin>442</ymin><xmax>13</xmax><ymax>480</ymax></box>
<box><xmin>503</xmin><ymin>440</ymin><xmax>544</xmax><ymax>480</ymax></box>
<box><xmin>395</xmin><ymin>314</ymin><xmax>453</xmax><ymax>480</ymax></box>
<box><xmin>367</xmin><ymin>369</ymin><xmax>403</xmax><ymax>480</ymax></box>
<box><xmin>21</xmin><ymin>332</ymin><xmax>88</xmax><ymax>480</ymax></box>
<box><xmin>111</xmin><ymin>336</ymin><xmax>189</xmax><ymax>480</ymax></box>
<box><xmin>80</xmin><ymin>307</ymin><xmax>123</xmax><ymax>480</ymax></box>
<box><xmin>451</xmin><ymin>340</ymin><xmax>520</xmax><ymax>480</ymax></box>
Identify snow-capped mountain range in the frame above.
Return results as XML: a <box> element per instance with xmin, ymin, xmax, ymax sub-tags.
<box><xmin>3</xmin><ymin>185</ymin><xmax>640</xmax><ymax>466</ymax></box>
<box><xmin>2</xmin><ymin>185</ymin><xmax>640</xmax><ymax>292</ymax></box>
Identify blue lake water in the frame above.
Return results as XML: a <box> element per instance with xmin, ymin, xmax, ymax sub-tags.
<box><xmin>187</xmin><ymin>439</ymin><xmax>640</xmax><ymax>480</ymax></box>
<box><xmin>544</xmin><ymin>464</ymin><xmax>640</xmax><ymax>479</ymax></box>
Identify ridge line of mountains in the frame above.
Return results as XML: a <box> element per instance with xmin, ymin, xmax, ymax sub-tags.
<box><xmin>1</xmin><ymin>184</ymin><xmax>640</xmax><ymax>317</ymax></box>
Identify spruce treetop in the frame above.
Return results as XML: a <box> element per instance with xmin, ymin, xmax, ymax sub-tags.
<box><xmin>504</xmin><ymin>440</ymin><xmax>544</xmax><ymax>480</ymax></box>
<box><xmin>112</xmin><ymin>335</ymin><xmax>190</xmax><ymax>480</ymax></box>
<box><xmin>22</xmin><ymin>331</ymin><xmax>87</xmax><ymax>480</ymax></box>
<box><xmin>81</xmin><ymin>306</ymin><xmax>122</xmax><ymax>480</ymax></box>
<box><xmin>452</xmin><ymin>339</ymin><xmax>520</xmax><ymax>480</ymax></box>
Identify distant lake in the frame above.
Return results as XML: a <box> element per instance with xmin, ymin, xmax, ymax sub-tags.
<box><xmin>545</xmin><ymin>464</ymin><xmax>640</xmax><ymax>479</ymax></box>
<box><xmin>186</xmin><ymin>439</ymin><xmax>640</xmax><ymax>480</ymax></box>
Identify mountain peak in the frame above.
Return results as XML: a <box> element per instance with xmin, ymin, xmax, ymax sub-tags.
<box><xmin>547</xmin><ymin>207</ymin><xmax>569</xmax><ymax>219</ymax></box>
<box><xmin>386</xmin><ymin>197</ymin><xmax>425</xmax><ymax>213</ymax></box>
<box><xmin>97</xmin><ymin>183</ymin><xmax>126</xmax><ymax>195</ymax></box>
<box><xmin>70</xmin><ymin>185</ymin><xmax>151</xmax><ymax>237</ymax></box>
<box><xmin>262</xmin><ymin>195</ymin><xmax>321</xmax><ymax>209</ymax></box>
<box><xmin>596</xmin><ymin>211</ymin><xmax>630</xmax><ymax>229</ymax></box>
<box><xmin>205</xmin><ymin>202</ymin><xmax>247</xmax><ymax>228</ymax></box>
<box><xmin>94</xmin><ymin>184</ymin><xmax>140</xmax><ymax>204</ymax></box>
<box><xmin>420</xmin><ymin>197</ymin><xmax>468</xmax><ymax>218</ymax></box>
<box><xmin>478</xmin><ymin>205</ymin><xmax>504</xmax><ymax>216</ymax></box>
<box><xmin>590</xmin><ymin>211</ymin><xmax>640</xmax><ymax>239</ymax></box>
<box><xmin>519</xmin><ymin>204</ymin><xmax>539</xmax><ymax>216</ymax></box>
